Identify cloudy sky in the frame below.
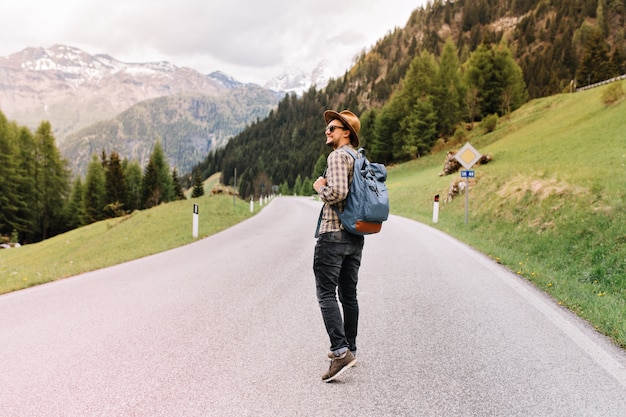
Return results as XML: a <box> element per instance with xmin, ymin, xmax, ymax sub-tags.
<box><xmin>0</xmin><ymin>0</ymin><xmax>427</xmax><ymax>85</ymax></box>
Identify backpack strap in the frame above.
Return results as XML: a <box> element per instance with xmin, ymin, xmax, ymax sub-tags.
<box><xmin>341</xmin><ymin>147</ymin><xmax>360</xmax><ymax>160</ymax></box>
<box><xmin>329</xmin><ymin>147</ymin><xmax>362</xmax><ymax>228</ymax></box>
<box><xmin>314</xmin><ymin>207</ymin><xmax>323</xmax><ymax>238</ymax></box>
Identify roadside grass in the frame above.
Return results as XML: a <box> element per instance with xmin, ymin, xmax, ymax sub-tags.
<box><xmin>0</xmin><ymin>174</ymin><xmax>255</xmax><ymax>294</ymax></box>
<box><xmin>386</xmin><ymin>81</ymin><xmax>626</xmax><ymax>348</ymax></box>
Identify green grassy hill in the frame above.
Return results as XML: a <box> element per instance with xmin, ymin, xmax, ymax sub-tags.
<box><xmin>387</xmin><ymin>81</ymin><xmax>626</xmax><ymax>348</ymax></box>
<box><xmin>1</xmin><ymin>82</ymin><xmax>624</xmax><ymax>347</ymax></box>
<box><xmin>0</xmin><ymin>173</ymin><xmax>253</xmax><ymax>293</ymax></box>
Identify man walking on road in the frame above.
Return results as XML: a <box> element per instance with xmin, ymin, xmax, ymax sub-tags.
<box><xmin>313</xmin><ymin>110</ymin><xmax>364</xmax><ymax>382</ymax></box>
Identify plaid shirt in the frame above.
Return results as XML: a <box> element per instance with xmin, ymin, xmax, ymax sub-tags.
<box><xmin>317</xmin><ymin>145</ymin><xmax>355</xmax><ymax>235</ymax></box>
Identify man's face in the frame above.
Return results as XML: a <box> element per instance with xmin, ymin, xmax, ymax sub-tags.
<box><xmin>325</xmin><ymin>121</ymin><xmax>349</xmax><ymax>149</ymax></box>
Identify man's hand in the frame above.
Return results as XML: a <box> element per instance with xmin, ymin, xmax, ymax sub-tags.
<box><xmin>313</xmin><ymin>176</ymin><xmax>327</xmax><ymax>193</ymax></box>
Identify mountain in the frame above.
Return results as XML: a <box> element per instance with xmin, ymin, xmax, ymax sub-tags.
<box><xmin>0</xmin><ymin>45</ymin><xmax>239</xmax><ymax>141</ymax></box>
<box><xmin>0</xmin><ymin>44</ymin><xmax>282</xmax><ymax>175</ymax></box>
<box><xmin>208</xmin><ymin>71</ymin><xmax>246</xmax><ymax>90</ymax></box>
<box><xmin>61</xmin><ymin>86</ymin><xmax>280</xmax><ymax>176</ymax></box>
<box><xmin>263</xmin><ymin>60</ymin><xmax>332</xmax><ymax>94</ymax></box>
<box><xmin>0</xmin><ymin>45</ymin><xmax>330</xmax><ymax>145</ymax></box>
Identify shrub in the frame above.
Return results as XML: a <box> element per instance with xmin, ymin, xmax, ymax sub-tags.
<box><xmin>601</xmin><ymin>81</ymin><xmax>624</xmax><ymax>106</ymax></box>
<box><xmin>480</xmin><ymin>113</ymin><xmax>499</xmax><ymax>133</ymax></box>
<box><xmin>453</xmin><ymin>126</ymin><xmax>467</xmax><ymax>143</ymax></box>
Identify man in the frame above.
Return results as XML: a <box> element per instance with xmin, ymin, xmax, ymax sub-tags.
<box><xmin>312</xmin><ymin>110</ymin><xmax>364</xmax><ymax>382</ymax></box>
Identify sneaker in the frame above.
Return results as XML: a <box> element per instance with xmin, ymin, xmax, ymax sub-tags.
<box><xmin>322</xmin><ymin>350</ymin><xmax>356</xmax><ymax>382</ymax></box>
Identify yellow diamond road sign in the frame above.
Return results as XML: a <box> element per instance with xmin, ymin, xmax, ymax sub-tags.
<box><xmin>454</xmin><ymin>142</ymin><xmax>482</xmax><ymax>169</ymax></box>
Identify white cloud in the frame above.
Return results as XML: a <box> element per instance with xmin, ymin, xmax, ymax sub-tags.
<box><xmin>0</xmin><ymin>0</ymin><xmax>425</xmax><ymax>84</ymax></box>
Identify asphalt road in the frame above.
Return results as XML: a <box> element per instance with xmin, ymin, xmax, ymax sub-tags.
<box><xmin>1</xmin><ymin>196</ymin><xmax>626</xmax><ymax>417</ymax></box>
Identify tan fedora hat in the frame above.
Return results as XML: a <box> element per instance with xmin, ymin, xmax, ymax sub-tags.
<box><xmin>324</xmin><ymin>110</ymin><xmax>360</xmax><ymax>147</ymax></box>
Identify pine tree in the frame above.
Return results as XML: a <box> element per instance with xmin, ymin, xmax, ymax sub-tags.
<box><xmin>577</xmin><ymin>27</ymin><xmax>613</xmax><ymax>86</ymax></box>
<box><xmin>464</xmin><ymin>42</ymin><xmax>495</xmax><ymax>118</ymax></box>
<box><xmin>33</xmin><ymin>121</ymin><xmax>70</xmax><ymax>239</ymax></box>
<box><xmin>142</xmin><ymin>159</ymin><xmax>160</xmax><ymax>208</ymax></box>
<box><xmin>394</xmin><ymin>50</ymin><xmax>438</xmax><ymax>160</ymax></box>
<box><xmin>597</xmin><ymin>0</ymin><xmax>608</xmax><ymax>37</ymax></box>
<box><xmin>15</xmin><ymin>126</ymin><xmax>38</xmax><ymax>242</ymax></box>
<box><xmin>142</xmin><ymin>141</ymin><xmax>173</xmax><ymax>208</ymax></box>
<box><xmin>0</xmin><ymin>113</ymin><xmax>24</xmax><ymax>237</ymax></box>
<box><xmin>370</xmin><ymin>106</ymin><xmax>397</xmax><ymax>164</ymax></box>
<box><xmin>358</xmin><ymin>109</ymin><xmax>377</xmax><ymax>152</ymax></box>
<box><xmin>279</xmin><ymin>180</ymin><xmax>290</xmax><ymax>195</ymax></box>
<box><xmin>311</xmin><ymin>154</ymin><xmax>327</xmax><ymax>179</ymax></box>
<box><xmin>83</xmin><ymin>155</ymin><xmax>107</xmax><ymax>223</ymax></box>
<box><xmin>406</xmin><ymin>96</ymin><xmax>438</xmax><ymax>158</ymax></box>
<box><xmin>494</xmin><ymin>41</ymin><xmax>528</xmax><ymax>114</ymax></box>
<box><xmin>172</xmin><ymin>168</ymin><xmax>186</xmax><ymax>200</ymax></box>
<box><xmin>104</xmin><ymin>151</ymin><xmax>127</xmax><ymax>216</ymax></box>
<box><xmin>434</xmin><ymin>39</ymin><xmax>465</xmax><ymax>136</ymax></box>
<box><xmin>293</xmin><ymin>175</ymin><xmax>303</xmax><ymax>196</ymax></box>
<box><xmin>64</xmin><ymin>177</ymin><xmax>86</xmax><ymax>229</ymax></box>
<box><xmin>191</xmin><ymin>171</ymin><xmax>205</xmax><ymax>198</ymax></box>
<box><xmin>301</xmin><ymin>177</ymin><xmax>313</xmax><ymax>196</ymax></box>
<box><xmin>123</xmin><ymin>160</ymin><xmax>143</xmax><ymax>212</ymax></box>
<box><xmin>464</xmin><ymin>41</ymin><xmax>527</xmax><ymax>118</ymax></box>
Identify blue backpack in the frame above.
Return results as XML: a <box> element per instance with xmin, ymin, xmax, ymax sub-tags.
<box><xmin>335</xmin><ymin>148</ymin><xmax>389</xmax><ymax>235</ymax></box>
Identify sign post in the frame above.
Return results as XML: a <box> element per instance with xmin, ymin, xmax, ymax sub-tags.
<box><xmin>432</xmin><ymin>194</ymin><xmax>440</xmax><ymax>223</ymax></box>
<box><xmin>454</xmin><ymin>143</ymin><xmax>481</xmax><ymax>225</ymax></box>
<box><xmin>192</xmin><ymin>204</ymin><xmax>199</xmax><ymax>238</ymax></box>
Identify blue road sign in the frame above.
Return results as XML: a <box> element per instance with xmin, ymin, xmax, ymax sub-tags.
<box><xmin>461</xmin><ymin>170</ymin><xmax>475</xmax><ymax>178</ymax></box>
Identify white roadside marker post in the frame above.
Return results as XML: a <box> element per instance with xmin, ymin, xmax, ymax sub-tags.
<box><xmin>192</xmin><ymin>204</ymin><xmax>199</xmax><ymax>238</ymax></box>
<box><xmin>433</xmin><ymin>194</ymin><xmax>439</xmax><ymax>223</ymax></box>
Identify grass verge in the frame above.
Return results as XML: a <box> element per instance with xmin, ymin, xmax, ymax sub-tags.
<box><xmin>0</xmin><ymin>177</ymin><xmax>255</xmax><ymax>294</ymax></box>
<box><xmin>387</xmin><ymin>82</ymin><xmax>626</xmax><ymax>348</ymax></box>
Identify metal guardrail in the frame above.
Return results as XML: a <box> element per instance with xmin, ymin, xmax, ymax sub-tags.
<box><xmin>576</xmin><ymin>74</ymin><xmax>626</xmax><ymax>91</ymax></box>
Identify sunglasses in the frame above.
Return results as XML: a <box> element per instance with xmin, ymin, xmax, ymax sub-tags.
<box><xmin>325</xmin><ymin>125</ymin><xmax>346</xmax><ymax>133</ymax></box>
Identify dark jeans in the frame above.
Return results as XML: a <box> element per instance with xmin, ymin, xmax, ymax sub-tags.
<box><xmin>313</xmin><ymin>230</ymin><xmax>364</xmax><ymax>354</ymax></box>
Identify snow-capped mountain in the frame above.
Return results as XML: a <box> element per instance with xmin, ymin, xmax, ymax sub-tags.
<box><xmin>0</xmin><ymin>44</ymin><xmax>285</xmax><ymax>175</ymax></box>
<box><xmin>263</xmin><ymin>60</ymin><xmax>331</xmax><ymax>94</ymax></box>
<box><xmin>0</xmin><ymin>45</ymin><xmax>331</xmax><ymax>143</ymax></box>
<box><xmin>0</xmin><ymin>45</ymin><xmax>240</xmax><ymax>141</ymax></box>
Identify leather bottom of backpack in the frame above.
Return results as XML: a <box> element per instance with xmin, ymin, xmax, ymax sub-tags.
<box><xmin>355</xmin><ymin>221</ymin><xmax>382</xmax><ymax>234</ymax></box>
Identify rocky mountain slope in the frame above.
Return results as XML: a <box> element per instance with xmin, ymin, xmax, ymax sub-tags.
<box><xmin>62</xmin><ymin>87</ymin><xmax>281</xmax><ymax>176</ymax></box>
<box><xmin>0</xmin><ymin>45</ymin><xmax>238</xmax><ymax>140</ymax></box>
